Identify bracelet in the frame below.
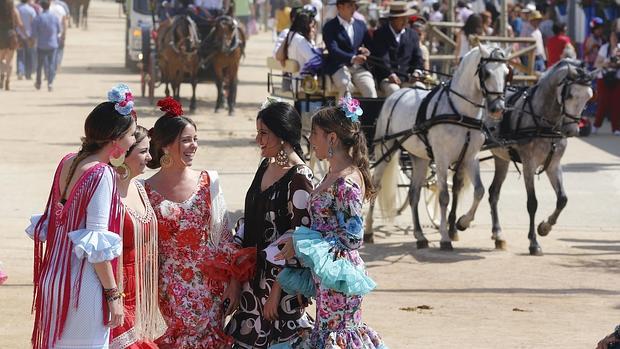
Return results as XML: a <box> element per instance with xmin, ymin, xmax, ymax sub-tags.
<box><xmin>103</xmin><ymin>287</ymin><xmax>124</xmax><ymax>302</ymax></box>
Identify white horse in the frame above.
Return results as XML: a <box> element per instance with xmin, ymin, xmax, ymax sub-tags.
<box><xmin>365</xmin><ymin>45</ymin><xmax>510</xmax><ymax>250</ymax></box>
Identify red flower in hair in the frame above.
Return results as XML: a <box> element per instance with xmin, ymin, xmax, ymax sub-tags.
<box><xmin>157</xmin><ymin>96</ymin><xmax>184</xmax><ymax>117</ymax></box>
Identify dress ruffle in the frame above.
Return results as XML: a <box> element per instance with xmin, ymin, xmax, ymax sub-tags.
<box><xmin>277</xmin><ymin>268</ymin><xmax>316</xmax><ymax>298</ymax></box>
<box><xmin>25</xmin><ymin>214</ymin><xmax>48</xmax><ymax>242</ymax></box>
<box><xmin>292</xmin><ymin>227</ymin><xmax>376</xmax><ymax>296</ymax></box>
<box><xmin>68</xmin><ymin>229</ymin><xmax>122</xmax><ymax>263</ymax></box>
<box><xmin>311</xmin><ymin>325</ymin><xmax>389</xmax><ymax>349</ymax></box>
<box><xmin>201</xmin><ymin>246</ymin><xmax>256</xmax><ymax>283</ymax></box>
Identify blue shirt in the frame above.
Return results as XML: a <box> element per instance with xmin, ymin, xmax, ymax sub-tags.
<box><xmin>17</xmin><ymin>3</ymin><xmax>37</xmax><ymax>38</ymax></box>
<box><xmin>32</xmin><ymin>11</ymin><xmax>60</xmax><ymax>49</ymax></box>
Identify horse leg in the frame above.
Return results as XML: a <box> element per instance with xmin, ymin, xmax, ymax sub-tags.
<box><xmin>189</xmin><ymin>78</ymin><xmax>197</xmax><ymax>112</ymax></box>
<box><xmin>227</xmin><ymin>76</ymin><xmax>238</xmax><ymax>116</ymax></box>
<box><xmin>434</xmin><ymin>157</ymin><xmax>452</xmax><ymax>251</ymax></box>
<box><xmin>488</xmin><ymin>156</ymin><xmax>510</xmax><ymax>249</ymax></box>
<box><xmin>214</xmin><ymin>66</ymin><xmax>225</xmax><ymax>112</ymax></box>
<box><xmin>82</xmin><ymin>0</ymin><xmax>89</xmax><ymax>29</ymax></box>
<box><xmin>164</xmin><ymin>81</ymin><xmax>170</xmax><ymax>97</ymax></box>
<box><xmin>522</xmin><ymin>160</ymin><xmax>542</xmax><ymax>255</ymax></box>
<box><xmin>537</xmin><ymin>160</ymin><xmax>567</xmax><ymax>237</ymax></box>
<box><xmin>455</xmin><ymin>158</ymin><xmax>485</xmax><ymax>232</ymax></box>
<box><xmin>447</xmin><ymin>169</ymin><xmax>464</xmax><ymax>241</ymax></box>
<box><xmin>410</xmin><ymin>156</ymin><xmax>431</xmax><ymax>248</ymax></box>
<box><xmin>364</xmin><ymin>161</ymin><xmax>386</xmax><ymax>243</ymax></box>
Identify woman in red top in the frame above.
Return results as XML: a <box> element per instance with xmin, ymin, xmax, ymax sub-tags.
<box><xmin>546</xmin><ymin>22</ymin><xmax>574</xmax><ymax>67</ymax></box>
<box><xmin>144</xmin><ymin>97</ymin><xmax>254</xmax><ymax>349</ymax></box>
<box><xmin>111</xmin><ymin>125</ymin><xmax>161</xmax><ymax>349</ymax></box>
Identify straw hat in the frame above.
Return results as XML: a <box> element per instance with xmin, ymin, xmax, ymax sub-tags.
<box><xmin>529</xmin><ymin>10</ymin><xmax>543</xmax><ymax>21</ymax></box>
<box><xmin>387</xmin><ymin>1</ymin><xmax>417</xmax><ymax>17</ymax></box>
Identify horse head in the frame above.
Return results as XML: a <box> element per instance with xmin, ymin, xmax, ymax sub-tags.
<box><xmin>476</xmin><ymin>45</ymin><xmax>510</xmax><ymax>119</ymax></box>
<box><xmin>175</xmin><ymin>16</ymin><xmax>200</xmax><ymax>55</ymax></box>
<box><xmin>214</xmin><ymin>16</ymin><xmax>239</xmax><ymax>53</ymax></box>
<box><xmin>540</xmin><ymin>59</ymin><xmax>593</xmax><ymax>134</ymax></box>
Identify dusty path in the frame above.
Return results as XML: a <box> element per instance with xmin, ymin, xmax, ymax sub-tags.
<box><xmin>0</xmin><ymin>2</ymin><xmax>619</xmax><ymax>348</ymax></box>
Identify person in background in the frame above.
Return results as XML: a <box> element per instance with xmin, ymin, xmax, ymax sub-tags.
<box><xmin>593</xmin><ymin>40</ymin><xmax>620</xmax><ymax>136</ymax></box>
<box><xmin>455</xmin><ymin>0</ymin><xmax>472</xmax><ymax>23</ymax></box>
<box><xmin>410</xmin><ymin>16</ymin><xmax>430</xmax><ymax>71</ymax></box>
<box><xmin>32</xmin><ymin>0</ymin><xmax>60</xmax><ymax>91</ymax></box>
<box><xmin>528</xmin><ymin>10</ymin><xmax>546</xmax><ymax>72</ymax></box>
<box><xmin>323</xmin><ymin>0</ymin><xmax>377</xmax><ymax>98</ymax></box>
<box><xmin>509</xmin><ymin>3</ymin><xmax>523</xmax><ymax>37</ymax></box>
<box><xmin>371</xmin><ymin>1</ymin><xmax>423</xmax><ymax>97</ymax></box>
<box><xmin>429</xmin><ymin>2</ymin><xmax>443</xmax><ymax>22</ymax></box>
<box><xmin>480</xmin><ymin>10</ymin><xmax>493</xmax><ymax>35</ymax></box>
<box><xmin>546</xmin><ymin>22</ymin><xmax>574</xmax><ymax>67</ymax></box>
<box><xmin>519</xmin><ymin>7</ymin><xmax>534</xmax><ymax>38</ymax></box>
<box><xmin>584</xmin><ymin>17</ymin><xmax>605</xmax><ymax>70</ymax></box>
<box><xmin>16</xmin><ymin>0</ymin><xmax>37</xmax><ymax>80</ymax></box>
<box><xmin>49</xmin><ymin>0</ymin><xmax>67</xmax><ymax>71</ymax></box>
<box><xmin>276</xmin><ymin>7</ymin><xmax>321</xmax><ymax>76</ymax></box>
<box><xmin>234</xmin><ymin>0</ymin><xmax>253</xmax><ymax>34</ymax></box>
<box><xmin>274</xmin><ymin>0</ymin><xmax>291</xmax><ymax>35</ymax></box>
<box><xmin>454</xmin><ymin>13</ymin><xmax>483</xmax><ymax>62</ymax></box>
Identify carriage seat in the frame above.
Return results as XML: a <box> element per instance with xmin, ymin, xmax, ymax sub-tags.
<box><xmin>266</xmin><ymin>57</ymin><xmax>361</xmax><ymax>98</ymax></box>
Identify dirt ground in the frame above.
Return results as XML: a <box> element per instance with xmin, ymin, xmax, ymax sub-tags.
<box><xmin>1</xmin><ymin>2</ymin><xmax>619</xmax><ymax>348</ymax></box>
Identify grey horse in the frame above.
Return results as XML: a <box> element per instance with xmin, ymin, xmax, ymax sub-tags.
<box><xmin>482</xmin><ymin>59</ymin><xmax>593</xmax><ymax>255</ymax></box>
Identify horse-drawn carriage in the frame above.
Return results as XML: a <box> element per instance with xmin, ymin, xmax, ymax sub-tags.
<box><xmin>139</xmin><ymin>3</ymin><xmax>245</xmax><ymax>114</ymax></box>
<box><xmin>267</xmin><ymin>45</ymin><xmax>595</xmax><ymax>255</ymax></box>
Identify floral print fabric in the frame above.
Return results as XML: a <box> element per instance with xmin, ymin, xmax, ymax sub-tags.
<box><xmin>307</xmin><ymin>177</ymin><xmax>386</xmax><ymax>349</ymax></box>
<box><xmin>145</xmin><ymin>171</ymin><xmax>244</xmax><ymax>349</ymax></box>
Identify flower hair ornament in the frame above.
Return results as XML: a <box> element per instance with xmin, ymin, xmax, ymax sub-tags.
<box><xmin>338</xmin><ymin>95</ymin><xmax>363</xmax><ymax>123</ymax></box>
<box><xmin>260</xmin><ymin>96</ymin><xmax>282</xmax><ymax>110</ymax></box>
<box><xmin>108</xmin><ymin>83</ymin><xmax>136</xmax><ymax>119</ymax></box>
<box><xmin>157</xmin><ymin>96</ymin><xmax>184</xmax><ymax>117</ymax></box>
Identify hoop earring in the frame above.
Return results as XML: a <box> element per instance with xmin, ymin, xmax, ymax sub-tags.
<box><xmin>160</xmin><ymin>151</ymin><xmax>172</xmax><ymax>168</ymax></box>
<box><xmin>116</xmin><ymin>163</ymin><xmax>131</xmax><ymax>181</ymax></box>
<box><xmin>328</xmin><ymin>143</ymin><xmax>334</xmax><ymax>159</ymax></box>
<box><xmin>109</xmin><ymin>144</ymin><xmax>125</xmax><ymax>167</ymax></box>
<box><xmin>275</xmin><ymin>141</ymin><xmax>288</xmax><ymax>167</ymax></box>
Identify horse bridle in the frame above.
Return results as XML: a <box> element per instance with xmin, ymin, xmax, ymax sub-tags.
<box><xmin>449</xmin><ymin>48</ymin><xmax>509</xmax><ymax>109</ymax></box>
<box><xmin>558</xmin><ymin>76</ymin><xmax>592</xmax><ymax>126</ymax></box>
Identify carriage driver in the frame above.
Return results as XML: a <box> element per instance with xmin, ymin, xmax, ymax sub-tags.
<box><xmin>371</xmin><ymin>2</ymin><xmax>424</xmax><ymax>97</ymax></box>
<box><xmin>323</xmin><ymin>0</ymin><xmax>377</xmax><ymax>98</ymax></box>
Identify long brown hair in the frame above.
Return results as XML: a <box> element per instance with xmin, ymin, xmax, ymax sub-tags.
<box><xmin>312</xmin><ymin>106</ymin><xmax>375</xmax><ymax>200</ymax></box>
<box><xmin>62</xmin><ymin>102</ymin><xmax>135</xmax><ymax>200</ymax></box>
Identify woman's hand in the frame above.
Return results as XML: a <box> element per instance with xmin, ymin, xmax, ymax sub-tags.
<box><xmin>222</xmin><ymin>278</ymin><xmax>241</xmax><ymax>316</ymax></box>
<box><xmin>264</xmin><ymin>285</ymin><xmax>282</xmax><ymax>321</ymax></box>
<box><xmin>107</xmin><ymin>297</ymin><xmax>124</xmax><ymax>328</ymax></box>
<box><xmin>274</xmin><ymin>237</ymin><xmax>295</xmax><ymax>261</ymax></box>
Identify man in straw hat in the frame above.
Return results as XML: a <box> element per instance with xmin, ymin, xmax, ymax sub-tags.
<box><xmin>528</xmin><ymin>9</ymin><xmax>546</xmax><ymax>72</ymax></box>
<box><xmin>323</xmin><ymin>0</ymin><xmax>377</xmax><ymax>98</ymax></box>
<box><xmin>371</xmin><ymin>1</ymin><xmax>424</xmax><ymax>96</ymax></box>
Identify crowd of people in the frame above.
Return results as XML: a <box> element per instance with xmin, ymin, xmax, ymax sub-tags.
<box><xmin>26</xmin><ymin>83</ymin><xmax>388</xmax><ymax>349</ymax></box>
<box><xmin>0</xmin><ymin>0</ymin><xmax>69</xmax><ymax>91</ymax></box>
<box><xmin>266</xmin><ymin>0</ymin><xmax>620</xmax><ymax>135</ymax></box>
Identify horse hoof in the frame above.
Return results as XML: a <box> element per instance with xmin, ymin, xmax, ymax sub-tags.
<box><xmin>439</xmin><ymin>241</ymin><xmax>453</xmax><ymax>251</ymax></box>
<box><xmin>364</xmin><ymin>234</ymin><xmax>374</xmax><ymax>243</ymax></box>
<box><xmin>495</xmin><ymin>240</ymin><xmax>507</xmax><ymax>250</ymax></box>
<box><xmin>537</xmin><ymin>221</ymin><xmax>552</xmax><ymax>236</ymax></box>
<box><xmin>228</xmin><ymin>110</ymin><xmax>235</xmax><ymax>116</ymax></box>
<box><xmin>416</xmin><ymin>240</ymin><xmax>429</xmax><ymax>249</ymax></box>
<box><xmin>529</xmin><ymin>246</ymin><xmax>543</xmax><ymax>256</ymax></box>
<box><xmin>449</xmin><ymin>231</ymin><xmax>460</xmax><ymax>241</ymax></box>
<box><xmin>456</xmin><ymin>216</ymin><xmax>469</xmax><ymax>231</ymax></box>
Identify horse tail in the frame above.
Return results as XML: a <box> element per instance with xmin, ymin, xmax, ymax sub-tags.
<box><xmin>375</xmin><ymin>142</ymin><xmax>400</xmax><ymax>220</ymax></box>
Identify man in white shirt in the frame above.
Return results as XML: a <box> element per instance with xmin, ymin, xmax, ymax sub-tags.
<box><xmin>528</xmin><ymin>10</ymin><xmax>546</xmax><ymax>72</ymax></box>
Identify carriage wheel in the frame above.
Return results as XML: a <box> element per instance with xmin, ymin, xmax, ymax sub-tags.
<box><xmin>423</xmin><ymin>163</ymin><xmax>453</xmax><ymax>228</ymax></box>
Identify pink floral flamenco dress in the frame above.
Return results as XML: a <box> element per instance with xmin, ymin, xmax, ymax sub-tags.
<box><xmin>278</xmin><ymin>177</ymin><xmax>388</xmax><ymax>349</ymax></box>
<box><xmin>145</xmin><ymin>171</ymin><xmax>254</xmax><ymax>349</ymax></box>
